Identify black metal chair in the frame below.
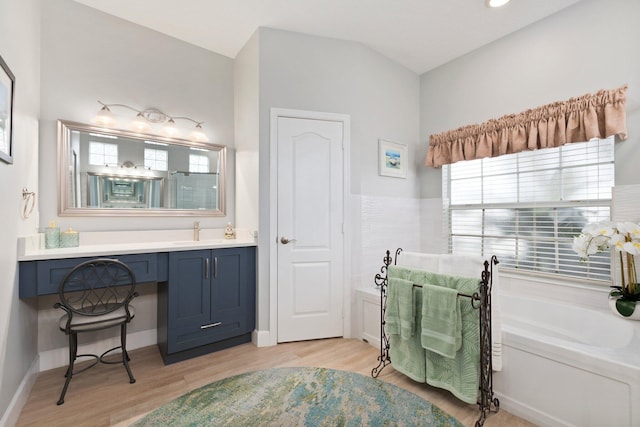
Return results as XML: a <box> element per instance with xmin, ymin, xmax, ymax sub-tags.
<box><xmin>54</xmin><ymin>258</ymin><xmax>138</xmax><ymax>405</ymax></box>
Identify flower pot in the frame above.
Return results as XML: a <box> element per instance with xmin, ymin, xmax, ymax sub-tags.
<box><xmin>608</xmin><ymin>296</ymin><xmax>640</xmax><ymax>320</ymax></box>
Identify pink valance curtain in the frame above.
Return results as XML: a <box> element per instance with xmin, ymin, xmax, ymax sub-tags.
<box><xmin>426</xmin><ymin>84</ymin><xmax>628</xmax><ymax>168</ymax></box>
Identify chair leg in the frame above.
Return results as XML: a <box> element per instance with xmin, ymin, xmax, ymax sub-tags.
<box><xmin>57</xmin><ymin>333</ymin><xmax>77</xmax><ymax>405</ymax></box>
<box><xmin>62</xmin><ymin>332</ymin><xmax>76</xmax><ymax>378</ymax></box>
<box><xmin>121</xmin><ymin>323</ymin><xmax>135</xmax><ymax>384</ymax></box>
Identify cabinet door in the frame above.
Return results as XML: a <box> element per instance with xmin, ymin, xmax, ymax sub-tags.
<box><xmin>166</xmin><ymin>247</ymin><xmax>255</xmax><ymax>355</ymax></box>
<box><xmin>209</xmin><ymin>247</ymin><xmax>256</xmax><ymax>341</ymax></box>
<box><xmin>168</xmin><ymin>250</ymin><xmax>211</xmax><ymax>331</ymax></box>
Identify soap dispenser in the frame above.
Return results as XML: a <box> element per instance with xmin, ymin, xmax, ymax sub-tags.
<box><xmin>224</xmin><ymin>222</ymin><xmax>236</xmax><ymax>239</ymax></box>
<box><xmin>45</xmin><ymin>220</ymin><xmax>60</xmax><ymax>249</ymax></box>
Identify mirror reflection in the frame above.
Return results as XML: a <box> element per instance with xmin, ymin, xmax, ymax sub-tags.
<box><xmin>58</xmin><ymin>120</ymin><xmax>226</xmax><ymax>216</ymax></box>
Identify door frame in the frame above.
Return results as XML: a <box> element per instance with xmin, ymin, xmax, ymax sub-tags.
<box><xmin>269</xmin><ymin>108</ymin><xmax>351</xmax><ymax>346</ymax></box>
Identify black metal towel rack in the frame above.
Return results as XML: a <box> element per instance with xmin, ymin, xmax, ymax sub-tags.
<box><xmin>370</xmin><ymin>248</ymin><xmax>500</xmax><ymax>427</ymax></box>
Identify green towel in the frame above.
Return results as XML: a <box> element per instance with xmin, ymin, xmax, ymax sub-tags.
<box><xmin>389</xmin><ymin>265</ymin><xmax>480</xmax><ymax>405</ymax></box>
<box><xmin>420</xmin><ymin>283</ymin><xmax>461</xmax><ymax>358</ymax></box>
<box><xmin>388</xmin><ymin>265</ymin><xmax>412</xmax><ymax>281</ymax></box>
<box><xmin>387</xmin><ymin>268</ymin><xmax>426</xmax><ymax>381</ymax></box>
<box><xmin>385</xmin><ymin>277</ymin><xmax>415</xmax><ymax>338</ymax></box>
<box><xmin>389</xmin><ymin>287</ymin><xmax>426</xmax><ymax>382</ymax></box>
<box><xmin>423</xmin><ymin>273</ymin><xmax>480</xmax><ymax>405</ymax></box>
<box><xmin>385</xmin><ymin>278</ymin><xmax>400</xmax><ymax>336</ymax></box>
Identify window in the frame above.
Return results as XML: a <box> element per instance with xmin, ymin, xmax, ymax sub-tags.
<box><xmin>443</xmin><ymin>137</ymin><xmax>614</xmax><ymax>282</ymax></box>
<box><xmin>189</xmin><ymin>153</ymin><xmax>209</xmax><ymax>173</ymax></box>
<box><xmin>88</xmin><ymin>141</ymin><xmax>118</xmax><ymax>166</ymax></box>
<box><xmin>144</xmin><ymin>148</ymin><xmax>168</xmax><ymax>171</ymax></box>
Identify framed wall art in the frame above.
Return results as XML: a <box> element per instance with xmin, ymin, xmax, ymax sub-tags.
<box><xmin>379</xmin><ymin>139</ymin><xmax>407</xmax><ymax>178</ymax></box>
<box><xmin>0</xmin><ymin>54</ymin><xmax>15</xmax><ymax>165</ymax></box>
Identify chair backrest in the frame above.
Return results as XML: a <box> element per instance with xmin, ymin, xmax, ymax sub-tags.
<box><xmin>57</xmin><ymin>258</ymin><xmax>137</xmax><ymax>317</ymax></box>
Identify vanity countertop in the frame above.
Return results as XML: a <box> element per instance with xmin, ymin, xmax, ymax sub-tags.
<box><xmin>18</xmin><ymin>229</ymin><xmax>257</xmax><ymax>261</ymax></box>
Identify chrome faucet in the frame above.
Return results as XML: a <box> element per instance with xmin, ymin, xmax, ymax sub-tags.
<box><xmin>194</xmin><ymin>221</ymin><xmax>200</xmax><ymax>241</ymax></box>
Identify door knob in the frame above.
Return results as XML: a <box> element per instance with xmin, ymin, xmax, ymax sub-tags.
<box><xmin>280</xmin><ymin>237</ymin><xmax>297</xmax><ymax>244</ymax></box>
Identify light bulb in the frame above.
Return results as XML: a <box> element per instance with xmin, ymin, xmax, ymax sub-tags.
<box><xmin>162</xmin><ymin>118</ymin><xmax>180</xmax><ymax>137</ymax></box>
<box><xmin>131</xmin><ymin>113</ymin><xmax>151</xmax><ymax>133</ymax></box>
<box><xmin>486</xmin><ymin>0</ymin><xmax>510</xmax><ymax>7</ymax></box>
<box><xmin>93</xmin><ymin>106</ymin><xmax>116</xmax><ymax>127</ymax></box>
<box><xmin>189</xmin><ymin>124</ymin><xmax>208</xmax><ymax>142</ymax></box>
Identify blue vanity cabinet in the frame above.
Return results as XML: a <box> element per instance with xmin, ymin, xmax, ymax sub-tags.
<box><xmin>18</xmin><ymin>252</ymin><xmax>163</xmax><ymax>298</ymax></box>
<box><xmin>157</xmin><ymin>246</ymin><xmax>256</xmax><ymax>364</ymax></box>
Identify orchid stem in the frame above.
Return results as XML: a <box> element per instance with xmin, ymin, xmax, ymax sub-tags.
<box><xmin>627</xmin><ymin>252</ymin><xmax>636</xmax><ymax>295</ymax></box>
<box><xmin>619</xmin><ymin>251</ymin><xmax>626</xmax><ymax>292</ymax></box>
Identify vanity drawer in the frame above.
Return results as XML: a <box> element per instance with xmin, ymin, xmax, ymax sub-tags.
<box><xmin>166</xmin><ymin>319</ymin><xmax>245</xmax><ymax>354</ymax></box>
<box><xmin>20</xmin><ymin>253</ymin><xmax>159</xmax><ymax>297</ymax></box>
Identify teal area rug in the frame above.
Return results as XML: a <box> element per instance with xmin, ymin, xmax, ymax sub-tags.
<box><xmin>132</xmin><ymin>367</ymin><xmax>464</xmax><ymax>426</ymax></box>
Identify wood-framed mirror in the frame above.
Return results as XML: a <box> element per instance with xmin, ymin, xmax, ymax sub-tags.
<box><xmin>57</xmin><ymin>120</ymin><xmax>226</xmax><ymax>216</ymax></box>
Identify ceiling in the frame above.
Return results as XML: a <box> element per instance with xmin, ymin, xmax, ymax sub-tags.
<box><xmin>73</xmin><ymin>0</ymin><xmax>580</xmax><ymax>74</ymax></box>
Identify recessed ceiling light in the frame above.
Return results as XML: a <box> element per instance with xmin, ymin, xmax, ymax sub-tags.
<box><xmin>486</xmin><ymin>0</ymin><xmax>511</xmax><ymax>7</ymax></box>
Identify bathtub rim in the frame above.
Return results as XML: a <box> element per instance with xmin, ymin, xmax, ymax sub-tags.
<box><xmin>500</xmin><ymin>293</ymin><xmax>640</xmax><ymax>383</ymax></box>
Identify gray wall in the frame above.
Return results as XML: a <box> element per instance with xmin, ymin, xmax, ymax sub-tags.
<box><xmin>0</xmin><ymin>0</ymin><xmax>41</xmax><ymax>420</ymax></box>
<box><xmin>420</xmin><ymin>0</ymin><xmax>640</xmax><ymax>199</ymax></box>
<box><xmin>259</xmin><ymin>28</ymin><xmax>421</xmax><ymax>199</ymax></box>
<box><xmin>233</xmin><ymin>31</ymin><xmax>260</xmax><ymax>233</ymax></box>
<box><xmin>39</xmin><ymin>0</ymin><xmax>236</xmax><ymax>231</ymax></box>
<box><xmin>255</xmin><ymin>28</ymin><xmax>421</xmax><ymax>331</ymax></box>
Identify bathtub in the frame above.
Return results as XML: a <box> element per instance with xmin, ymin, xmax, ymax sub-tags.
<box><xmin>495</xmin><ymin>293</ymin><xmax>640</xmax><ymax>427</ymax></box>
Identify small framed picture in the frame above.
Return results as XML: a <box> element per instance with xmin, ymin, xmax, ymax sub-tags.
<box><xmin>379</xmin><ymin>139</ymin><xmax>407</xmax><ymax>178</ymax></box>
<box><xmin>0</xmin><ymin>54</ymin><xmax>15</xmax><ymax>165</ymax></box>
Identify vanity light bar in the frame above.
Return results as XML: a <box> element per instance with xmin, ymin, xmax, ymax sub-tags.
<box><xmin>93</xmin><ymin>100</ymin><xmax>209</xmax><ymax>142</ymax></box>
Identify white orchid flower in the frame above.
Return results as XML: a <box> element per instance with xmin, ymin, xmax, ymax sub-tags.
<box><xmin>572</xmin><ymin>236</ymin><xmax>588</xmax><ymax>259</ymax></box>
<box><xmin>574</xmin><ymin>220</ymin><xmax>640</xmax><ymax>257</ymax></box>
<box><xmin>583</xmin><ymin>221</ymin><xmax>615</xmax><ymax>237</ymax></box>
<box><xmin>572</xmin><ymin>235</ymin><xmax>599</xmax><ymax>259</ymax></box>
<box><xmin>623</xmin><ymin>240</ymin><xmax>640</xmax><ymax>256</ymax></box>
<box><xmin>617</xmin><ymin>222</ymin><xmax>640</xmax><ymax>239</ymax></box>
<box><xmin>610</xmin><ymin>233</ymin><xmax>626</xmax><ymax>252</ymax></box>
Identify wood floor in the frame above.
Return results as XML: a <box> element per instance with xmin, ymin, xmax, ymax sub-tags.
<box><xmin>17</xmin><ymin>338</ymin><xmax>535</xmax><ymax>427</ymax></box>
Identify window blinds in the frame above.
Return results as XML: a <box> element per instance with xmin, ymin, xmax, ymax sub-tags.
<box><xmin>443</xmin><ymin>137</ymin><xmax>614</xmax><ymax>282</ymax></box>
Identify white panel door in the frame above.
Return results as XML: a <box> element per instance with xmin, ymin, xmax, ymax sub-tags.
<box><xmin>277</xmin><ymin>116</ymin><xmax>344</xmax><ymax>343</ymax></box>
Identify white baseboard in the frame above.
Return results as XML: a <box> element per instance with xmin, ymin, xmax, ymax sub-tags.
<box><xmin>252</xmin><ymin>329</ymin><xmax>274</xmax><ymax>347</ymax></box>
<box><xmin>494</xmin><ymin>392</ymin><xmax>572</xmax><ymax>427</ymax></box>
<box><xmin>38</xmin><ymin>329</ymin><xmax>157</xmax><ymax>372</ymax></box>
<box><xmin>0</xmin><ymin>356</ymin><xmax>39</xmax><ymax>427</ymax></box>
<box><xmin>362</xmin><ymin>332</ymin><xmax>380</xmax><ymax>349</ymax></box>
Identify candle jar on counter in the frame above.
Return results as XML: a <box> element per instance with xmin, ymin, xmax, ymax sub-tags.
<box><xmin>45</xmin><ymin>221</ymin><xmax>60</xmax><ymax>249</ymax></box>
<box><xmin>59</xmin><ymin>228</ymin><xmax>80</xmax><ymax>248</ymax></box>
